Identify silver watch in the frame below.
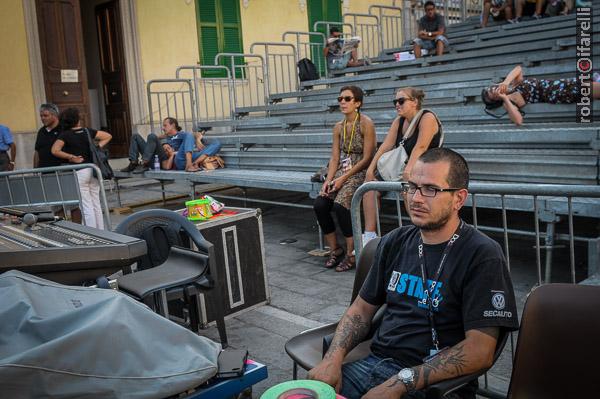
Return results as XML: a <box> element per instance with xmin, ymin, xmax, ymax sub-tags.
<box><xmin>397</xmin><ymin>368</ymin><xmax>417</xmax><ymax>393</ymax></box>
<box><xmin>428</xmin><ymin>31</ymin><xmax>432</xmax><ymax>37</ymax></box>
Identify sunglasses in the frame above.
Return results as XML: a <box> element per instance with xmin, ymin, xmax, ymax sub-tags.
<box><xmin>337</xmin><ymin>96</ymin><xmax>354</xmax><ymax>103</ymax></box>
<box><xmin>393</xmin><ymin>97</ymin><xmax>412</xmax><ymax>106</ymax></box>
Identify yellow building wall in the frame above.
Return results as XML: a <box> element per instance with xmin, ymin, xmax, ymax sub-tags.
<box><xmin>239</xmin><ymin>0</ymin><xmax>308</xmax><ymax>53</ymax></box>
<box><xmin>136</xmin><ymin>0</ymin><xmax>200</xmax><ymax>83</ymax></box>
<box><xmin>346</xmin><ymin>0</ymin><xmax>397</xmax><ymax>15</ymax></box>
<box><xmin>0</xmin><ymin>0</ymin><xmax>37</xmax><ymax>132</ymax></box>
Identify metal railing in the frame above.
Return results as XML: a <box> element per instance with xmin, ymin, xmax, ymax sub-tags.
<box><xmin>313</xmin><ymin>21</ymin><xmax>354</xmax><ymax>36</ymax></box>
<box><xmin>214</xmin><ymin>53</ymin><xmax>269</xmax><ymax>111</ymax></box>
<box><xmin>175</xmin><ymin>65</ymin><xmax>234</xmax><ymax>123</ymax></box>
<box><xmin>369</xmin><ymin>5</ymin><xmax>404</xmax><ymax>50</ymax></box>
<box><xmin>343</xmin><ymin>13</ymin><xmax>381</xmax><ymax>59</ymax></box>
<box><xmin>250</xmin><ymin>42</ymin><xmax>299</xmax><ymax>96</ymax></box>
<box><xmin>350</xmin><ymin>180</ymin><xmax>600</xmax><ymax>397</ymax></box>
<box><xmin>146</xmin><ymin>79</ymin><xmax>196</xmax><ymax>133</ymax></box>
<box><xmin>282</xmin><ymin>31</ymin><xmax>328</xmax><ymax>79</ymax></box>
<box><xmin>0</xmin><ymin>164</ymin><xmax>111</xmax><ymax>229</ymax></box>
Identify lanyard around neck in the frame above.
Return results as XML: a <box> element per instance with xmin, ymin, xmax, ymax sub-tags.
<box><xmin>342</xmin><ymin>112</ymin><xmax>359</xmax><ymax>155</ymax></box>
<box><xmin>418</xmin><ymin>220</ymin><xmax>464</xmax><ymax>350</ymax></box>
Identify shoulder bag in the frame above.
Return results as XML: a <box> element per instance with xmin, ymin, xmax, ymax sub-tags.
<box><xmin>85</xmin><ymin>128</ymin><xmax>114</xmax><ymax>180</ymax></box>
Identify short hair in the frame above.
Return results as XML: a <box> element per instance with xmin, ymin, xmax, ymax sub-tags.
<box><xmin>40</xmin><ymin>103</ymin><xmax>59</xmax><ymax>116</ymax></box>
<box><xmin>396</xmin><ymin>87</ymin><xmax>425</xmax><ymax>110</ymax></box>
<box><xmin>424</xmin><ymin>1</ymin><xmax>436</xmax><ymax>9</ymax></box>
<box><xmin>163</xmin><ymin>117</ymin><xmax>182</xmax><ymax>131</ymax></box>
<box><xmin>339</xmin><ymin>85</ymin><xmax>364</xmax><ymax>109</ymax></box>
<box><xmin>419</xmin><ymin>148</ymin><xmax>469</xmax><ymax>189</ymax></box>
<box><xmin>329</xmin><ymin>26</ymin><xmax>341</xmax><ymax>34</ymax></box>
<box><xmin>59</xmin><ymin>108</ymin><xmax>81</xmax><ymax>130</ymax></box>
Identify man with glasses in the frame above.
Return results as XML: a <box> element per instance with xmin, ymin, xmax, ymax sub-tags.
<box><xmin>324</xmin><ymin>26</ymin><xmax>370</xmax><ymax>76</ymax></box>
<box><xmin>412</xmin><ymin>1</ymin><xmax>449</xmax><ymax>58</ymax></box>
<box><xmin>309</xmin><ymin>148</ymin><xmax>518</xmax><ymax>399</ymax></box>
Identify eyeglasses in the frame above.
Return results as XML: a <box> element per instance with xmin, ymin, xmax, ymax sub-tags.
<box><xmin>402</xmin><ymin>182</ymin><xmax>461</xmax><ymax>197</ymax></box>
<box><xmin>393</xmin><ymin>97</ymin><xmax>412</xmax><ymax>106</ymax></box>
<box><xmin>337</xmin><ymin>96</ymin><xmax>354</xmax><ymax>103</ymax></box>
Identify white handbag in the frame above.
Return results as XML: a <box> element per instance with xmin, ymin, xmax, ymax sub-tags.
<box><xmin>376</xmin><ymin>110</ymin><xmax>443</xmax><ymax>181</ymax></box>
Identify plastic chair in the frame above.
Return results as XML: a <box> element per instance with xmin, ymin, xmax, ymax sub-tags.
<box><xmin>114</xmin><ymin>209</ymin><xmax>228</xmax><ymax>347</ymax></box>
<box><xmin>284</xmin><ymin>238</ymin><xmax>382</xmax><ymax>379</ymax></box>
<box><xmin>506</xmin><ymin>283</ymin><xmax>600</xmax><ymax>398</ymax></box>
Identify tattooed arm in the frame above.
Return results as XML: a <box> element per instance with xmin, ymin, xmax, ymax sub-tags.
<box><xmin>362</xmin><ymin>328</ymin><xmax>499</xmax><ymax>399</ymax></box>
<box><xmin>308</xmin><ymin>296</ymin><xmax>379</xmax><ymax>392</ymax></box>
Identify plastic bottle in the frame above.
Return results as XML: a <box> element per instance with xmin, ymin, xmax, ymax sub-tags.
<box><xmin>153</xmin><ymin>155</ymin><xmax>160</xmax><ymax>170</ymax></box>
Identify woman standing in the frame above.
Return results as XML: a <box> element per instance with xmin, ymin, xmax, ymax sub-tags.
<box><xmin>51</xmin><ymin>108</ymin><xmax>112</xmax><ymax>229</ymax></box>
<box><xmin>362</xmin><ymin>87</ymin><xmax>442</xmax><ymax>245</ymax></box>
<box><xmin>481</xmin><ymin>65</ymin><xmax>600</xmax><ymax>125</ymax></box>
<box><xmin>313</xmin><ymin>86</ymin><xmax>376</xmax><ymax>272</ymax></box>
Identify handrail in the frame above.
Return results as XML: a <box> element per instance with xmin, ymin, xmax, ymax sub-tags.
<box><xmin>0</xmin><ymin>163</ymin><xmax>111</xmax><ymax>229</ymax></box>
<box><xmin>146</xmin><ymin>78</ymin><xmax>196</xmax><ymax>134</ymax></box>
<box><xmin>313</xmin><ymin>21</ymin><xmax>354</xmax><ymax>35</ymax></box>
<box><xmin>214</xmin><ymin>53</ymin><xmax>269</xmax><ymax>109</ymax></box>
<box><xmin>250</xmin><ymin>42</ymin><xmax>299</xmax><ymax>94</ymax></box>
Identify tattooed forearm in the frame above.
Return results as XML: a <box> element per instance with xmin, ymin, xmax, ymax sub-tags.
<box><xmin>418</xmin><ymin>343</ymin><xmax>468</xmax><ymax>387</ymax></box>
<box><xmin>324</xmin><ymin>313</ymin><xmax>370</xmax><ymax>359</ymax></box>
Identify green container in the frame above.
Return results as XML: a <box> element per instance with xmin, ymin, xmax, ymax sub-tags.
<box><xmin>185</xmin><ymin>198</ymin><xmax>212</xmax><ymax>221</ymax></box>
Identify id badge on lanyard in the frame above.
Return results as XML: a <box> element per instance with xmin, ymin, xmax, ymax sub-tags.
<box><xmin>341</xmin><ymin>156</ymin><xmax>352</xmax><ymax>173</ymax></box>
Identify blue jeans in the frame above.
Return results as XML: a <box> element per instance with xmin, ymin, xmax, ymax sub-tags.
<box><xmin>174</xmin><ymin>133</ymin><xmax>222</xmax><ymax>170</ymax></box>
<box><xmin>341</xmin><ymin>354</ymin><xmax>466</xmax><ymax>399</ymax></box>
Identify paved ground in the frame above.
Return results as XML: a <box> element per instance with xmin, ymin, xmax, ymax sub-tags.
<box><xmin>107</xmin><ymin>171</ymin><xmax>588</xmax><ymax>398</ymax></box>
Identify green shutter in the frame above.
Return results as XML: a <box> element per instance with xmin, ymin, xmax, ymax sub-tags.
<box><xmin>326</xmin><ymin>0</ymin><xmax>341</xmax><ymax>23</ymax></box>
<box><xmin>196</xmin><ymin>0</ymin><xmax>243</xmax><ymax>78</ymax></box>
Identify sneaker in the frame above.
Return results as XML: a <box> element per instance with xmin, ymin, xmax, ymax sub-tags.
<box><xmin>508</xmin><ymin>17</ymin><xmax>521</xmax><ymax>23</ymax></box>
<box><xmin>132</xmin><ymin>164</ymin><xmax>149</xmax><ymax>174</ymax></box>
<box><xmin>120</xmin><ymin>161</ymin><xmax>138</xmax><ymax>173</ymax></box>
<box><xmin>364</xmin><ymin>57</ymin><xmax>372</xmax><ymax>66</ymax></box>
<box><xmin>532</xmin><ymin>13</ymin><xmax>543</xmax><ymax>20</ymax></box>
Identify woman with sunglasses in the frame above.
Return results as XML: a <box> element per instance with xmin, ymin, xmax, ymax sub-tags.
<box><xmin>314</xmin><ymin>86</ymin><xmax>376</xmax><ymax>272</ymax></box>
<box><xmin>362</xmin><ymin>87</ymin><xmax>442</xmax><ymax>246</ymax></box>
<box><xmin>481</xmin><ymin>65</ymin><xmax>600</xmax><ymax>125</ymax></box>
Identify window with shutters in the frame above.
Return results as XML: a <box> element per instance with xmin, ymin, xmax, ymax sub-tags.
<box><xmin>196</xmin><ymin>0</ymin><xmax>244</xmax><ymax>78</ymax></box>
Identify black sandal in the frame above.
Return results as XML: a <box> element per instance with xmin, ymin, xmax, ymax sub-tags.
<box><xmin>325</xmin><ymin>248</ymin><xmax>344</xmax><ymax>269</ymax></box>
<box><xmin>335</xmin><ymin>255</ymin><xmax>356</xmax><ymax>272</ymax></box>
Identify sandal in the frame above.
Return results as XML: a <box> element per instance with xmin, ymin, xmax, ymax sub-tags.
<box><xmin>325</xmin><ymin>248</ymin><xmax>344</xmax><ymax>269</ymax></box>
<box><xmin>335</xmin><ymin>255</ymin><xmax>356</xmax><ymax>272</ymax></box>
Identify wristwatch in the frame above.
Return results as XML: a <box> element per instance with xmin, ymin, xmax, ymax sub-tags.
<box><xmin>397</xmin><ymin>368</ymin><xmax>417</xmax><ymax>393</ymax></box>
<box><xmin>428</xmin><ymin>31</ymin><xmax>432</xmax><ymax>37</ymax></box>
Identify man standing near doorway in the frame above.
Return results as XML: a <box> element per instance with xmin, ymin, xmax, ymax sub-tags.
<box><xmin>33</xmin><ymin>103</ymin><xmax>82</xmax><ymax>223</ymax></box>
<box><xmin>34</xmin><ymin>104</ymin><xmax>62</xmax><ymax>169</ymax></box>
<box><xmin>0</xmin><ymin>124</ymin><xmax>16</xmax><ymax>172</ymax></box>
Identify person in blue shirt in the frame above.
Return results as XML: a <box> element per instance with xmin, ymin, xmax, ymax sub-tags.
<box><xmin>0</xmin><ymin>124</ymin><xmax>16</xmax><ymax>171</ymax></box>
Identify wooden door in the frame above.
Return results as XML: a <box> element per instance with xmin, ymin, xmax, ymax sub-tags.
<box><xmin>95</xmin><ymin>0</ymin><xmax>131</xmax><ymax>157</ymax></box>
<box><xmin>36</xmin><ymin>0</ymin><xmax>90</xmax><ymax>126</ymax></box>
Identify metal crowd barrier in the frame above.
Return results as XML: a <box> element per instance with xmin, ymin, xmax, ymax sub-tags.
<box><xmin>342</xmin><ymin>13</ymin><xmax>381</xmax><ymax>59</ymax></box>
<box><xmin>369</xmin><ymin>5</ymin><xmax>404</xmax><ymax>50</ymax></box>
<box><xmin>250</xmin><ymin>42</ymin><xmax>299</xmax><ymax>96</ymax></box>
<box><xmin>146</xmin><ymin>79</ymin><xmax>196</xmax><ymax>133</ymax></box>
<box><xmin>175</xmin><ymin>65</ymin><xmax>234</xmax><ymax>123</ymax></box>
<box><xmin>282</xmin><ymin>31</ymin><xmax>328</xmax><ymax>79</ymax></box>
<box><xmin>350</xmin><ymin>180</ymin><xmax>600</xmax><ymax>397</ymax></box>
<box><xmin>313</xmin><ymin>21</ymin><xmax>355</xmax><ymax>36</ymax></box>
<box><xmin>0</xmin><ymin>164</ymin><xmax>111</xmax><ymax>229</ymax></box>
<box><xmin>215</xmin><ymin>53</ymin><xmax>269</xmax><ymax>110</ymax></box>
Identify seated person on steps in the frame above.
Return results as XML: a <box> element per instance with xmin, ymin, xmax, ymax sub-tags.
<box><xmin>480</xmin><ymin>0</ymin><xmax>514</xmax><ymax>28</ymax></box>
<box><xmin>309</xmin><ymin>148</ymin><xmax>519</xmax><ymax>399</ymax></box>
<box><xmin>160</xmin><ymin>130</ymin><xmax>222</xmax><ymax>171</ymax></box>
<box><xmin>324</xmin><ymin>26</ymin><xmax>370</xmax><ymax>73</ymax></box>
<box><xmin>413</xmin><ymin>1</ymin><xmax>449</xmax><ymax>58</ymax></box>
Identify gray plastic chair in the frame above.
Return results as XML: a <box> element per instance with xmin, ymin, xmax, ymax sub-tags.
<box><xmin>114</xmin><ymin>209</ymin><xmax>228</xmax><ymax>347</ymax></box>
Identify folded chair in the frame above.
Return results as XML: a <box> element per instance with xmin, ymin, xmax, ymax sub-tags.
<box><xmin>507</xmin><ymin>283</ymin><xmax>600</xmax><ymax>398</ymax></box>
<box><xmin>114</xmin><ymin>209</ymin><xmax>228</xmax><ymax>347</ymax></box>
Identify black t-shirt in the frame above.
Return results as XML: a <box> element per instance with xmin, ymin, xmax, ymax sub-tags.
<box><xmin>360</xmin><ymin>223</ymin><xmax>518</xmax><ymax>383</ymax></box>
<box><xmin>35</xmin><ymin>125</ymin><xmax>63</xmax><ymax>167</ymax></box>
<box><xmin>395</xmin><ymin>110</ymin><xmax>441</xmax><ymax>156</ymax></box>
<box><xmin>57</xmin><ymin>128</ymin><xmax>98</xmax><ymax>164</ymax></box>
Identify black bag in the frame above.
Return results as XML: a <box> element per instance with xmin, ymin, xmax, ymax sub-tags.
<box><xmin>297</xmin><ymin>58</ymin><xmax>319</xmax><ymax>82</ymax></box>
<box><xmin>85</xmin><ymin>128</ymin><xmax>114</xmax><ymax>180</ymax></box>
